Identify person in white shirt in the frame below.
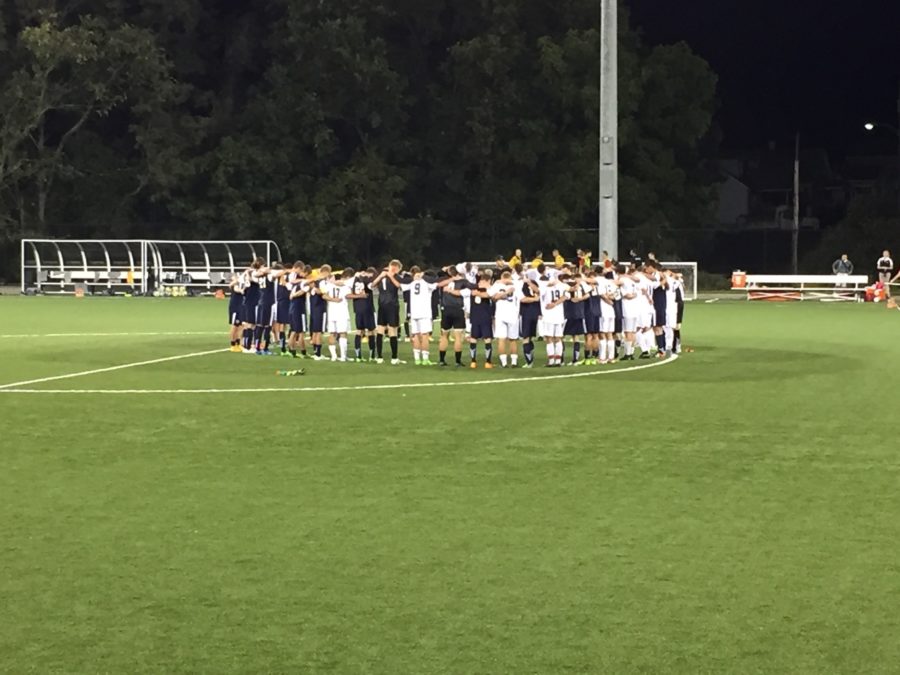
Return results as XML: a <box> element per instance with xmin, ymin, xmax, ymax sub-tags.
<box><xmin>619</xmin><ymin>267</ymin><xmax>640</xmax><ymax>360</ymax></box>
<box><xmin>539</xmin><ymin>275</ymin><xmax>568</xmax><ymax>367</ymax></box>
<box><xmin>321</xmin><ymin>269</ymin><xmax>364</xmax><ymax>362</ymax></box>
<box><xmin>488</xmin><ymin>271</ymin><xmax>524</xmax><ymax>367</ymax></box>
<box><xmin>878</xmin><ymin>250</ymin><xmax>894</xmax><ymax>296</ymax></box>
<box><xmin>401</xmin><ymin>266</ymin><xmax>438</xmax><ymax>366</ymax></box>
<box><xmin>635</xmin><ymin>268</ymin><xmax>656</xmax><ymax>358</ymax></box>
<box><xmin>597</xmin><ymin>272</ymin><xmax>619</xmax><ymax>364</ymax></box>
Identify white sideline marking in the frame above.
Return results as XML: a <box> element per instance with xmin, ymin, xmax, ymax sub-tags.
<box><xmin>0</xmin><ymin>355</ymin><xmax>677</xmax><ymax>394</ymax></box>
<box><xmin>704</xmin><ymin>298</ymin><xmax>720</xmax><ymax>304</ymax></box>
<box><xmin>0</xmin><ymin>331</ymin><xmax>222</xmax><ymax>339</ymax></box>
<box><xmin>0</xmin><ymin>348</ymin><xmax>228</xmax><ymax>390</ymax></box>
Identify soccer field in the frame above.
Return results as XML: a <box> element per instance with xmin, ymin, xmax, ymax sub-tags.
<box><xmin>2</xmin><ymin>296</ymin><xmax>900</xmax><ymax>673</ymax></box>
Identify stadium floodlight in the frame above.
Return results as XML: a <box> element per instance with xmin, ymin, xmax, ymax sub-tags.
<box><xmin>864</xmin><ymin>122</ymin><xmax>875</xmax><ymax>131</ymax></box>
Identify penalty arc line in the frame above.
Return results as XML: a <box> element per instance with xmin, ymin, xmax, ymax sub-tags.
<box><xmin>0</xmin><ymin>354</ymin><xmax>678</xmax><ymax>394</ymax></box>
<box><xmin>0</xmin><ymin>348</ymin><xmax>229</xmax><ymax>391</ymax></box>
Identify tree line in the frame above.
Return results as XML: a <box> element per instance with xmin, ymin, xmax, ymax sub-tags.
<box><xmin>0</xmin><ymin>0</ymin><xmax>719</xmax><ymax>274</ymax></box>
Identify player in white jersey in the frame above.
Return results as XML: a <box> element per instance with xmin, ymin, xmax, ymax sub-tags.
<box><xmin>401</xmin><ymin>266</ymin><xmax>438</xmax><ymax>365</ymax></box>
<box><xmin>321</xmin><ymin>269</ymin><xmax>363</xmax><ymax>362</ymax></box>
<box><xmin>539</xmin><ymin>276</ymin><xmax>568</xmax><ymax>367</ymax></box>
<box><xmin>595</xmin><ymin>273</ymin><xmax>618</xmax><ymax>364</ymax></box>
<box><xmin>635</xmin><ymin>268</ymin><xmax>656</xmax><ymax>358</ymax></box>
<box><xmin>488</xmin><ymin>271</ymin><xmax>524</xmax><ymax>367</ymax></box>
<box><xmin>619</xmin><ymin>268</ymin><xmax>640</xmax><ymax>360</ymax></box>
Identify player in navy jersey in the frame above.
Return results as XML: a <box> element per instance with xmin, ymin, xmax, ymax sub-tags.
<box><xmin>465</xmin><ymin>272</ymin><xmax>495</xmax><ymax>368</ymax></box>
<box><xmin>308</xmin><ymin>265</ymin><xmax>331</xmax><ymax>360</ymax></box>
<box><xmin>647</xmin><ymin>263</ymin><xmax>668</xmax><ymax>358</ymax></box>
<box><xmin>583</xmin><ymin>268</ymin><xmax>602</xmax><ymax>365</ymax></box>
<box><xmin>287</xmin><ymin>261</ymin><xmax>309</xmax><ymax>359</ymax></box>
<box><xmin>273</xmin><ymin>266</ymin><xmax>292</xmax><ymax>355</ymax></box>
<box><xmin>352</xmin><ymin>267</ymin><xmax>377</xmax><ymax>361</ymax></box>
<box><xmin>562</xmin><ymin>274</ymin><xmax>587</xmax><ymax>365</ymax></box>
<box><xmin>228</xmin><ymin>273</ymin><xmax>245</xmax><ymax>352</ymax></box>
<box><xmin>438</xmin><ymin>267</ymin><xmax>470</xmax><ymax>367</ymax></box>
<box><xmin>240</xmin><ymin>258</ymin><xmax>264</xmax><ymax>353</ymax></box>
<box><xmin>518</xmin><ymin>273</ymin><xmax>542</xmax><ymax>368</ymax></box>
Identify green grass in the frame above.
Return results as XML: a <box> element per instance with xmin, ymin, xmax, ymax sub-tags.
<box><xmin>2</xmin><ymin>295</ymin><xmax>900</xmax><ymax>673</ymax></box>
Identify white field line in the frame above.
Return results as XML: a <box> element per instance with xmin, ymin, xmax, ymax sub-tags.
<box><xmin>0</xmin><ymin>348</ymin><xmax>228</xmax><ymax>391</ymax></box>
<box><xmin>0</xmin><ymin>354</ymin><xmax>677</xmax><ymax>394</ymax></box>
<box><xmin>0</xmin><ymin>331</ymin><xmax>222</xmax><ymax>339</ymax></box>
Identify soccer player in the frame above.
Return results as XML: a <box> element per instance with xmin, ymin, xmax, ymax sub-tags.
<box><xmin>539</xmin><ymin>274</ymin><xmax>567</xmax><ymax>367</ymax></box>
<box><xmin>400</xmin><ymin>266</ymin><xmax>438</xmax><ymax>365</ymax></box>
<box><xmin>647</xmin><ymin>263</ymin><xmax>669</xmax><ymax>358</ymax></box>
<box><xmin>308</xmin><ymin>265</ymin><xmax>330</xmax><ymax>360</ymax></box>
<box><xmin>371</xmin><ymin>260</ymin><xmax>408</xmax><ymax>365</ymax></box>
<box><xmin>561</xmin><ymin>273</ymin><xmax>588</xmax><ymax>365</ymax></box>
<box><xmin>352</xmin><ymin>267</ymin><xmax>377</xmax><ymax>361</ymax></box>
<box><xmin>322</xmin><ymin>269</ymin><xmax>362</xmax><ymax>362</ymax></box>
<box><xmin>619</xmin><ymin>266</ymin><xmax>640</xmax><ymax>360</ymax></box>
<box><xmin>287</xmin><ymin>261</ymin><xmax>309</xmax><ymax>359</ymax></box>
<box><xmin>489</xmin><ymin>270</ymin><xmax>524</xmax><ymax>367</ymax></box>
<box><xmin>518</xmin><ymin>273</ymin><xmax>542</xmax><ymax>368</ymax></box>
<box><xmin>597</xmin><ymin>271</ymin><xmax>618</xmax><ymax>364</ymax></box>
<box><xmin>239</xmin><ymin>258</ymin><xmax>263</xmax><ymax>353</ymax></box>
<box><xmin>582</xmin><ymin>269</ymin><xmax>602</xmax><ymax>365</ymax></box>
<box><xmin>635</xmin><ymin>266</ymin><xmax>656</xmax><ymax>359</ymax></box>
<box><xmin>273</xmin><ymin>267</ymin><xmax>292</xmax><ymax>355</ymax></box>
<box><xmin>438</xmin><ymin>267</ymin><xmax>469</xmax><ymax>367</ymax></box>
<box><xmin>228</xmin><ymin>272</ymin><xmax>245</xmax><ymax>352</ymax></box>
<box><xmin>466</xmin><ymin>272</ymin><xmax>495</xmax><ymax>368</ymax></box>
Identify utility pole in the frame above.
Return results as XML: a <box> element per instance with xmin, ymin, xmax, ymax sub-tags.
<box><xmin>599</xmin><ymin>0</ymin><xmax>618</xmax><ymax>260</ymax></box>
<box><xmin>792</xmin><ymin>132</ymin><xmax>800</xmax><ymax>274</ymax></box>
<box><xmin>896</xmin><ymin>78</ymin><xmax>900</xmax><ymax>215</ymax></box>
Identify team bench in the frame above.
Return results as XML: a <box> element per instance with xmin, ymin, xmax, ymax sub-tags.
<box><xmin>731</xmin><ymin>274</ymin><xmax>869</xmax><ymax>301</ymax></box>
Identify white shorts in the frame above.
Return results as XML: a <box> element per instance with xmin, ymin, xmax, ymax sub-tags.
<box><xmin>622</xmin><ymin>316</ymin><xmax>638</xmax><ymax>333</ymax></box>
<box><xmin>666</xmin><ymin>310</ymin><xmax>678</xmax><ymax>328</ymax></box>
<box><xmin>327</xmin><ymin>317</ymin><xmax>350</xmax><ymax>334</ymax></box>
<box><xmin>638</xmin><ymin>312</ymin><xmax>653</xmax><ymax>330</ymax></box>
<box><xmin>599</xmin><ymin>316</ymin><xmax>616</xmax><ymax>333</ymax></box>
<box><xmin>540</xmin><ymin>321</ymin><xmax>564</xmax><ymax>338</ymax></box>
<box><xmin>411</xmin><ymin>317</ymin><xmax>433</xmax><ymax>335</ymax></box>
<box><xmin>495</xmin><ymin>319</ymin><xmax>519</xmax><ymax>340</ymax></box>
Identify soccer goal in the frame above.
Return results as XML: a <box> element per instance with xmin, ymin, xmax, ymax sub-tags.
<box><xmin>20</xmin><ymin>239</ymin><xmax>282</xmax><ymax>296</ymax></box>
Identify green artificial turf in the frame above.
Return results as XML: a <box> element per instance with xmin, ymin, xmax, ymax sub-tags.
<box><xmin>2</xmin><ymin>295</ymin><xmax>900</xmax><ymax>673</ymax></box>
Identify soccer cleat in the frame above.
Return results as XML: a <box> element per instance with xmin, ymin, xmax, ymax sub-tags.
<box><xmin>339</xmin><ymin>357</ymin><xmax>347</xmax><ymax>362</ymax></box>
<box><xmin>423</xmin><ymin>360</ymin><xmax>435</xmax><ymax>366</ymax></box>
<box><xmin>522</xmin><ymin>363</ymin><xmax>533</xmax><ymax>369</ymax></box>
<box><xmin>439</xmin><ymin>361</ymin><xmax>448</xmax><ymax>367</ymax></box>
<box><xmin>414</xmin><ymin>359</ymin><xmax>422</xmax><ymax>366</ymax></box>
<box><xmin>375</xmin><ymin>357</ymin><xmax>384</xmax><ymax>364</ymax></box>
<box><xmin>455</xmin><ymin>362</ymin><xmax>465</xmax><ymax>368</ymax></box>
<box><xmin>470</xmin><ymin>361</ymin><xmax>478</xmax><ymax>369</ymax></box>
<box><xmin>484</xmin><ymin>362</ymin><xmax>493</xmax><ymax>369</ymax></box>
<box><xmin>230</xmin><ymin>345</ymin><xmax>242</xmax><ymax>353</ymax></box>
<box><xmin>391</xmin><ymin>358</ymin><xmax>401</xmax><ymax>365</ymax></box>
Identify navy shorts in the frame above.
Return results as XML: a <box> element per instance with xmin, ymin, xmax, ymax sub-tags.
<box><xmin>289</xmin><ymin>304</ymin><xmax>307</xmax><ymax>333</ymax></box>
<box><xmin>677</xmin><ymin>302</ymin><xmax>684</xmax><ymax>324</ymax></box>
<box><xmin>470</xmin><ymin>320</ymin><xmax>493</xmax><ymax>340</ymax></box>
<box><xmin>276</xmin><ymin>301</ymin><xmax>290</xmax><ymax>325</ymax></box>
<box><xmin>519</xmin><ymin>316</ymin><xmax>539</xmax><ymax>339</ymax></box>
<box><xmin>254</xmin><ymin>304</ymin><xmax>269</xmax><ymax>326</ymax></box>
<box><xmin>309</xmin><ymin>309</ymin><xmax>327</xmax><ymax>333</ymax></box>
<box><xmin>653</xmin><ymin>300</ymin><xmax>667</xmax><ymax>328</ymax></box>
<box><xmin>564</xmin><ymin>318</ymin><xmax>585</xmax><ymax>336</ymax></box>
<box><xmin>614</xmin><ymin>300</ymin><xmax>623</xmax><ymax>334</ymax></box>
<box><xmin>584</xmin><ymin>312</ymin><xmax>601</xmax><ymax>334</ymax></box>
<box><xmin>229</xmin><ymin>301</ymin><xmax>243</xmax><ymax>326</ymax></box>
<box><xmin>355</xmin><ymin>310</ymin><xmax>376</xmax><ymax>331</ymax></box>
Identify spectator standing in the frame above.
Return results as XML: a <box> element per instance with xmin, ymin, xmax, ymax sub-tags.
<box><xmin>877</xmin><ymin>250</ymin><xmax>894</xmax><ymax>295</ymax></box>
<box><xmin>832</xmin><ymin>253</ymin><xmax>854</xmax><ymax>288</ymax></box>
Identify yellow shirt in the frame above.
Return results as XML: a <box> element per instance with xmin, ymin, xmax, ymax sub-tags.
<box><xmin>554</xmin><ymin>254</ymin><xmax>565</xmax><ymax>268</ymax></box>
<box><xmin>509</xmin><ymin>255</ymin><xmax>521</xmax><ymax>268</ymax></box>
<box><xmin>531</xmin><ymin>257</ymin><xmax>543</xmax><ymax>268</ymax></box>
<box><xmin>583</xmin><ymin>254</ymin><xmax>592</xmax><ymax>268</ymax></box>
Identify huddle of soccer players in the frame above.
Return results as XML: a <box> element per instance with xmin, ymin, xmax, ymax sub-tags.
<box><xmin>227</xmin><ymin>255</ymin><xmax>686</xmax><ymax>368</ymax></box>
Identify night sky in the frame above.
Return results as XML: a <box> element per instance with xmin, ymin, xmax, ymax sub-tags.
<box><xmin>628</xmin><ymin>0</ymin><xmax>900</xmax><ymax>157</ymax></box>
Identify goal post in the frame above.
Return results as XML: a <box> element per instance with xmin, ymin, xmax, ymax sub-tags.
<box><xmin>19</xmin><ymin>239</ymin><xmax>282</xmax><ymax>296</ymax></box>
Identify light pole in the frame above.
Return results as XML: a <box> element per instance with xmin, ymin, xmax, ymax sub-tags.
<box><xmin>599</xmin><ymin>0</ymin><xmax>618</xmax><ymax>259</ymax></box>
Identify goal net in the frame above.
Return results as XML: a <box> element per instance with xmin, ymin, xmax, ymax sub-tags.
<box><xmin>20</xmin><ymin>239</ymin><xmax>281</xmax><ymax>296</ymax></box>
